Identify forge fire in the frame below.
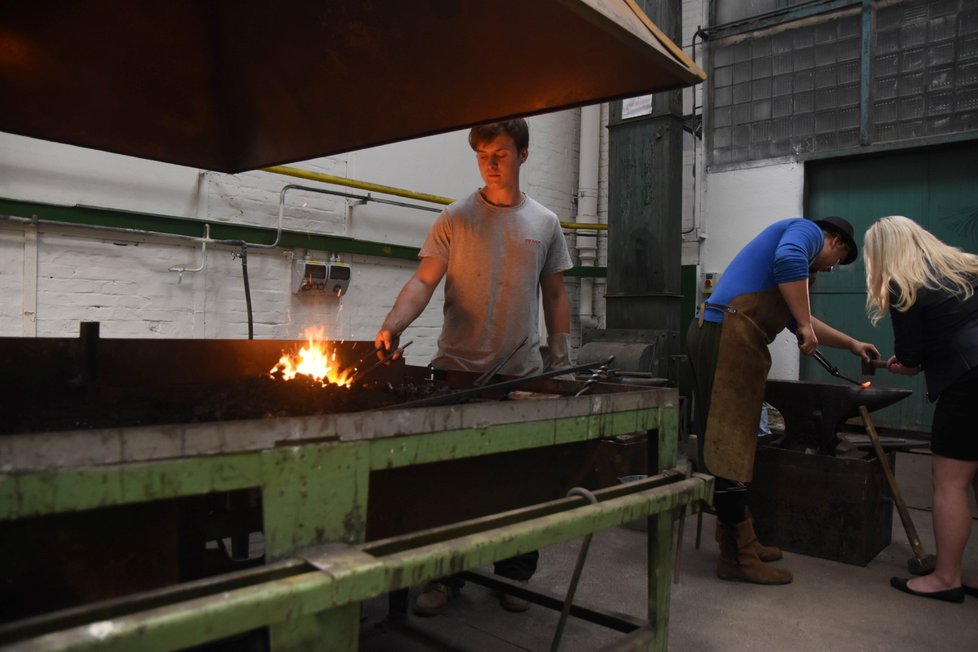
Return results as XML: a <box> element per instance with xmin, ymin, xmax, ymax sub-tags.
<box><xmin>269</xmin><ymin>328</ymin><xmax>354</xmax><ymax>387</ymax></box>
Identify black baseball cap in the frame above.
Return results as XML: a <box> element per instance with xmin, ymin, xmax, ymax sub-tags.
<box><xmin>813</xmin><ymin>216</ymin><xmax>857</xmax><ymax>265</ymax></box>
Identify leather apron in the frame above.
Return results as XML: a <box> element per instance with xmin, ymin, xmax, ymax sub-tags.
<box><xmin>702</xmin><ymin>289</ymin><xmax>791</xmax><ymax>482</ymax></box>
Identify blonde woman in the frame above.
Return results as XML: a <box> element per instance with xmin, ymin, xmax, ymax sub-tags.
<box><xmin>864</xmin><ymin>215</ymin><xmax>978</xmax><ymax>603</ymax></box>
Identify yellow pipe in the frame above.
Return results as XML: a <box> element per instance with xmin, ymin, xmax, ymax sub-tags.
<box><xmin>263</xmin><ymin>165</ymin><xmax>454</xmax><ymax>206</ymax></box>
<box><xmin>262</xmin><ymin>165</ymin><xmax>608</xmax><ymax>231</ymax></box>
<box><xmin>562</xmin><ymin>221</ymin><xmax>607</xmax><ymax>231</ymax></box>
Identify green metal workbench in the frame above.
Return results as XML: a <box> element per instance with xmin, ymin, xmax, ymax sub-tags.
<box><xmin>0</xmin><ymin>338</ymin><xmax>712</xmax><ymax>651</ymax></box>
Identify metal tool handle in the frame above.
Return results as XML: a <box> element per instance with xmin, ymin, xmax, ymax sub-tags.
<box><xmin>349</xmin><ymin>341</ymin><xmax>413</xmax><ymax>384</ymax></box>
<box><xmin>811</xmin><ymin>349</ymin><xmax>838</xmax><ymax>374</ymax></box>
<box><xmin>858</xmin><ymin>405</ymin><xmax>926</xmax><ymax>557</ymax></box>
<box><xmin>386</xmin><ymin>355</ymin><xmax>616</xmax><ymax>410</ymax></box>
<box><xmin>812</xmin><ymin>349</ymin><xmax>865</xmax><ymax>386</ymax></box>
<box><xmin>473</xmin><ymin>336</ymin><xmax>528</xmax><ymax>387</ymax></box>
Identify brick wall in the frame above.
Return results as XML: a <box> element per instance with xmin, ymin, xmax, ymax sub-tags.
<box><xmin>0</xmin><ymin>110</ymin><xmax>597</xmax><ymax>369</ymax></box>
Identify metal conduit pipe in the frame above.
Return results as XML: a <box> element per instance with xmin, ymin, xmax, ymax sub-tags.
<box><xmin>576</xmin><ymin>105</ymin><xmax>602</xmax><ymax>330</ymax></box>
<box><xmin>262</xmin><ymin>164</ymin><xmax>608</xmax><ymax>232</ymax></box>
<box><xmin>263</xmin><ymin>165</ymin><xmax>455</xmax><ymax>206</ymax></box>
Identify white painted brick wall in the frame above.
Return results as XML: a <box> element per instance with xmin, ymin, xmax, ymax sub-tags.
<box><xmin>0</xmin><ymin>226</ymin><xmax>27</xmax><ymax>333</ymax></box>
<box><xmin>0</xmin><ymin>109</ymin><xmax>601</xmax><ymax>369</ymax></box>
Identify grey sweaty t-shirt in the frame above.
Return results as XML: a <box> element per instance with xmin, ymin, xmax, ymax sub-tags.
<box><xmin>420</xmin><ymin>190</ymin><xmax>573</xmax><ymax>376</ymax></box>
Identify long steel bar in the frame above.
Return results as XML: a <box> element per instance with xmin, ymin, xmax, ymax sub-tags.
<box><xmin>462</xmin><ymin>570</ymin><xmax>647</xmax><ymax>634</ymax></box>
<box><xmin>386</xmin><ymin>356</ymin><xmax>616</xmax><ymax>410</ymax></box>
<box><xmin>0</xmin><ymin>474</ymin><xmax>712</xmax><ymax>651</ymax></box>
<box><xmin>0</xmin><ymin>472</ymin><xmax>686</xmax><ymax>646</ymax></box>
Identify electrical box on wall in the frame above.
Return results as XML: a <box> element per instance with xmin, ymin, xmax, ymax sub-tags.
<box><xmin>702</xmin><ymin>272</ymin><xmax>721</xmax><ymax>295</ymax></box>
<box><xmin>293</xmin><ymin>258</ymin><xmax>351</xmax><ymax>296</ymax></box>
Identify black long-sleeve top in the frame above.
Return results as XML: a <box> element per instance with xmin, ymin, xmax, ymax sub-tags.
<box><xmin>891</xmin><ymin>283</ymin><xmax>978</xmax><ymax>401</ymax></box>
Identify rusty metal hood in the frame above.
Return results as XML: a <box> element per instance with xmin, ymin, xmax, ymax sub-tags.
<box><xmin>0</xmin><ymin>0</ymin><xmax>705</xmax><ymax>173</ymax></box>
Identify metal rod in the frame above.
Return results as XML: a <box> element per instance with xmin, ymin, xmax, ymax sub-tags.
<box><xmin>473</xmin><ymin>336</ymin><xmax>528</xmax><ymax>387</ymax></box>
<box><xmin>574</xmin><ymin>364</ymin><xmax>609</xmax><ymax>397</ymax></box>
<box><xmin>0</xmin><ymin>475</ymin><xmax>711</xmax><ymax>651</ymax></box>
<box><xmin>811</xmin><ymin>349</ymin><xmax>863</xmax><ymax>386</ymax></box>
<box><xmin>385</xmin><ymin>356</ymin><xmax>616</xmax><ymax>410</ymax></box>
<box><xmin>551</xmin><ymin>487</ymin><xmax>599</xmax><ymax>652</ymax></box>
<box><xmin>462</xmin><ymin>570</ymin><xmax>644</xmax><ymax>634</ymax></box>
<box><xmin>346</xmin><ymin>344</ymin><xmax>385</xmax><ymax>379</ymax></box>
<box><xmin>349</xmin><ymin>341</ymin><xmax>412</xmax><ymax>384</ymax></box>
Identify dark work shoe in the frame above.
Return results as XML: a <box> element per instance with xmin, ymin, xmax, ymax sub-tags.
<box><xmin>497</xmin><ymin>580</ymin><xmax>531</xmax><ymax>612</ymax></box>
<box><xmin>413</xmin><ymin>582</ymin><xmax>456</xmax><ymax>616</ymax></box>
<box><xmin>498</xmin><ymin>589</ymin><xmax>531</xmax><ymax>612</ymax></box>
<box><xmin>890</xmin><ymin>577</ymin><xmax>965</xmax><ymax>603</ymax></box>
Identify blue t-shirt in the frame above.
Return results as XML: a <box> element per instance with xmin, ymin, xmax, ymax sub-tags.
<box><xmin>702</xmin><ymin>218</ymin><xmax>823</xmax><ymax>324</ymax></box>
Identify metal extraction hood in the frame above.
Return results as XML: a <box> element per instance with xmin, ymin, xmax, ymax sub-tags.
<box><xmin>0</xmin><ymin>0</ymin><xmax>705</xmax><ymax>172</ymax></box>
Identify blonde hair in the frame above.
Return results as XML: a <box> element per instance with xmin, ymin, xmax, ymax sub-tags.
<box><xmin>864</xmin><ymin>215</ymin><xmax>978</xmax><ymax>325</ymax></box>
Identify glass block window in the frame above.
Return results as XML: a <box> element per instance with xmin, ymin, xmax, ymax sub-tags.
<box><xmin>707</xmin><ymin>0</ymin><xmax>978</xmax><ymax>167</ymax></box>
<box><xmin>715</xmin><ymin>0</ymin><xmax>818</xmax><ymax>26</ymax></box>
<box><xmin>873</xmin><ymin>0</ymin><xmax>978</xmax><ymax>140</ymax></box>
<box><xmin>709</xmin><ymin>12</ymin><xmax>862</xmax><ymax>166</ymax></box>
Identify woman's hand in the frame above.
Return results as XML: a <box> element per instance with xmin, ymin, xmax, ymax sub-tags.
<box><xmin>849</xmin><ymin>340</ymin><xmax>881</xmax><ymax>362</ymax></box>
<box><xmin>885</xmin><ymin>354</ymin><xmax>920</xmax><ymax>376</ymax></box>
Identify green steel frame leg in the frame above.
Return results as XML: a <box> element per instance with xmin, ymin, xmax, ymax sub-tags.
<box><xmin>262</xmin><ymin>442</ymin><xmax>370</xmax><ymax>651</ymax></box>
<box><xmin>648</xmin><ymin>405</ymin><xmax>679</xmax><ymax>651</ymax></box>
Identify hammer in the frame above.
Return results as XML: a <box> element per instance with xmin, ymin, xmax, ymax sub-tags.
<box><xmin>858</xmin><ymin>406</ymin><xmax>937</xmax><ymax>575</ymax></box>
<box><xmin>861</xmin><ymin>353</ymin><xmax>890</xmax><ymax>376</ymax></box>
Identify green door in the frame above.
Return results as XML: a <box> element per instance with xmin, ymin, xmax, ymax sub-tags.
<box><xmin>805</xmin><ymin>140</ymin><xmax>978</xmax><ymax>433</ymax></box>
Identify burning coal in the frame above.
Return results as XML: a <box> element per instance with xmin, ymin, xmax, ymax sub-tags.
<box><xmin>269</xmin><ymin>327</ymin><xmax>354</xmax><ymax>387</ymax></box>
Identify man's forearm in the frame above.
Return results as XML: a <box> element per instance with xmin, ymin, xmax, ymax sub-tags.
<box><xmin>777</xmin><ymin>279</ymin><xmax>812</xmax><ymax>328</ymax></box>
<box><xmin>544</xmin><ymin>294</ymin><xmax>570</xmax><ymax>335</ymax></box>
<box><xmin>811</xmin><ymin>316</ymin><xmax>856</xmax><ymax>349</ymax></box>
<box><xmin>381</xmin><ymin>278</ymin><xmax>436</xmax><ymax>335</ymax></box>
<box><xmin>541</xmin><ymin>273</ymin><xmax>570</xmax><ymax>336</ymax></box>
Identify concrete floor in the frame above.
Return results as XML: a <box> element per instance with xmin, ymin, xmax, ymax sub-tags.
<box><xmin>359</xmin><ymin>452</ymin><xmax>978</xmax><ymax>652</ymax></box>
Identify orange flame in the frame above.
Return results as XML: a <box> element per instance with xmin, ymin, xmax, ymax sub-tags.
<box><xmin>270</xmin><ymin>327</ymin><xmax>353</xmax><ymax>387</ymax></box>
<box><xmin>861</xmin><ymin>380</ymin><xmax>872</xmax><ymax>389</ymax></box>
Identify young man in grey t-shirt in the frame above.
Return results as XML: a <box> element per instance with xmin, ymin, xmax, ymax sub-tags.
<box><xmin>374</xmin><ymin>118</ymin><xmax>573</xmax><ymax>615</ymax></box>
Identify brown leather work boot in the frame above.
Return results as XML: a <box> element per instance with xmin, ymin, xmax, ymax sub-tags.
<box><xmin>746</xmin><ymin>517</ymin><xmax>783</xmax><ymax>561</ymax></box>
<box><xmin>744</xmin><ymin>509</ymin><xmax>783</xmax><ymax>561</ymax></box>
<box><xmin>715</xmin><ymin>515</ymin><xmax>783</xmax><ymax>562</ymax></box>
<box><xmin>715</xmin><ymin>519</ymin><xmax>793</xmax><ymax>585</ymax></box>
<box><xmin>413</xmin><ymin>582</ymin><xmax>456</xmax><ymax>616</ymax></box>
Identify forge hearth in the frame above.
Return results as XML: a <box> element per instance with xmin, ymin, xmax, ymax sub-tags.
<box><xmin>0</xmin><ymin>334</ymin><xmax>435</xmax><ymax>435</ymax></box>
<box><xmin>0</xmin><ymin>330</ymin><xmax>688</xmax><ymax>637</ymax></box>
<box><xmin>3</xmin><ymin>374</ymin><xmax>449</xmax><ymax>435</ymax></box>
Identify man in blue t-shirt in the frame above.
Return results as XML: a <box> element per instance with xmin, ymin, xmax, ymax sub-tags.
<box><xmin>687</xmin><ymin>216</ymin><xmax>879</xmax><ymax>585</ymax></box>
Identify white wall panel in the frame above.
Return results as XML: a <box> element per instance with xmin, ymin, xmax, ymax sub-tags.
<box><xmin>700</xmin><ymin>161</ymin><xmax>806</xmax><ymax>379</ymax></box>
